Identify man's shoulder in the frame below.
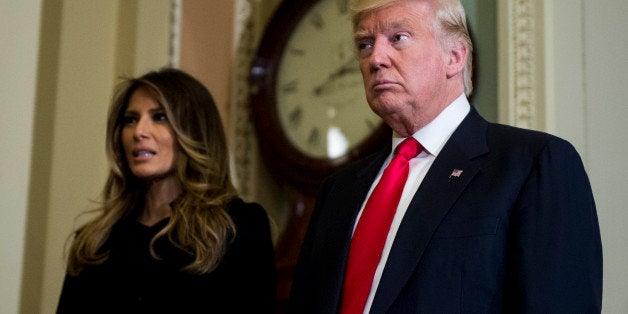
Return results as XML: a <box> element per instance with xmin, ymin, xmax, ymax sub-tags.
<box><xmin>485</xmin><ymin>122</ymin><xmax>579</xmax><ymax>158</ymax></box>
<box><xmin>487</xmin><ymin>121</ymin><xmax>569</xmax><ymax>145</ymax></box>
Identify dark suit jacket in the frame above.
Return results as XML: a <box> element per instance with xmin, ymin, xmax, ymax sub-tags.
<box><xmin>289</xmin><ymin>108</ymin><xmax>602</xmax><ymax>313</ymax></box>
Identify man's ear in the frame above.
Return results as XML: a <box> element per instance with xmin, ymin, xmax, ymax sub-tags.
<box><xmin>445</xmin><ymin>40</ymin><xmax>467</xmax><ymax>79</ymax></box>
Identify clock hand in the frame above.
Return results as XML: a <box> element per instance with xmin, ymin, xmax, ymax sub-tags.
<box><xmin>312</xmin><ymin>58</ymin><xmax>360</xmax><ymax>96</ymax></box>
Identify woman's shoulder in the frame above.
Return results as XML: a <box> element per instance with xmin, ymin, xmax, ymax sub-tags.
<box><xmin>226</xmin><ymin>197</ymin><xmax>270</xmax><ymax>229</ymax></box>
<box><xmin>223</xmin><ymin>197</ymin><xmax>274</xmax><ymax>256</ymax></box>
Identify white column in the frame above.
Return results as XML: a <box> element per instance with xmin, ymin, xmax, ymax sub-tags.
<box><xmin>0</xmin><ymin>0</ymin><xmax>42</xmax><ymax>313</ymax></box>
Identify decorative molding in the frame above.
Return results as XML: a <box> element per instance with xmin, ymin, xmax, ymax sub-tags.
<box><xmin>168</xmin><ymin>0</ymin><xmax>182</xmax><ymax>68</ymax></box>
<box><xmin>499</xmin><ymin>0</ymin><xmax>544</xmax><ymax>130</ymax></box>
<box><xmin>229</xmin><ymin>0</ymin><xmax>261</xmax><ymax>199</ymax></box>
<box><xmin>512</xmin><ymin>0</ymin><xmax>537</xmax><ymax>129</ymax></box>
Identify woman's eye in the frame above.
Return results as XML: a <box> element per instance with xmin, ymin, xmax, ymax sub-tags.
<box><xmin>122</xmin><ymin>116</ymin><xmax>137</xmax><ymax>125</ymax></box>
<box><xmin>153</xmin><ymin>112</ymin><xmax>168</xmax><ymax>122</ymax></box>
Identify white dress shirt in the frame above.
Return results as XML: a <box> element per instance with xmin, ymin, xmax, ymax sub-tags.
<box><xmin>355</xmin><ymin>94</ymin><xmax>471</xmax><ymax>313</ymax></box>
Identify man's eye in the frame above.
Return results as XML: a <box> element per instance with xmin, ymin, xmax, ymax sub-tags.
<box><xmin>393</xmin><ymin>34</ymin><xmax>409</xmax><ymax>42</ymax></box>
<box><xmin>356</xmin><ymin>41</ymin><xmax>372</xmax><ymax>51</ymax></box>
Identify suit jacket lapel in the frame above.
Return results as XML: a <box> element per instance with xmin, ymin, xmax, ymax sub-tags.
<box><xmin>370</xmin><ymin>108</ymin><xmax>490</xmax><ymax>313</ymax></box>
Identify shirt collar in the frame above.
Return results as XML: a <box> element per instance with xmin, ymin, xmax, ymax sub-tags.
<box><xmin>392</xmin><ymin>93</ymin><xmax>470</xmax><ymax>157</ymax></box>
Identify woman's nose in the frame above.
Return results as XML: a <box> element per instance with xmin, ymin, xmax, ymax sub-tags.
<box><xmin>133</xmin><ymin>117</ymin><xmax>150</xmax><ymax>139</ymax></box>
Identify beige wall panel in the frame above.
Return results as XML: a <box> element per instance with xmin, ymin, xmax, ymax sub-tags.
<box><xmin>38</xmin><ymin>1</ymin><xmax>119</xmax><ymax>312</ymax></box>
<box><xmin>134</xmin><ymin>0</ymin><xmax>172</xmax><ymax>75</ymax></box>
<box><xmin>0</xmin><ymin>0</ymin><xmax>42</xmax><ymax>313</ymax></box>
<box><xmin>180</xmin><ymin>0</ymin><xmax>234</xmax><ymax>128</ymax></box>
<box><xmin>581</xmin><ymin>1</ymin><xmax>628</xmax><ymax>312</ymax></box>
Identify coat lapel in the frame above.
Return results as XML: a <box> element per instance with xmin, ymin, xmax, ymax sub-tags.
<box><xmin>370</xmin><ymin>108</ymin><xmax>490</xmax><ymax>313</ymax></box>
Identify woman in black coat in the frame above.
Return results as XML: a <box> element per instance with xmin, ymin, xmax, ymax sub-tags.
<box><xmin>57</xmin><ymin>68</ymin><xmax>276</xmax><ymax>313</ymax></box>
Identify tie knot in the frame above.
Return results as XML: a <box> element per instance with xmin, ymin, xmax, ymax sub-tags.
<box><xmin>395</xmin><ymin>137</ymin><xmax>422</xmax><ymax>161</ymax></box>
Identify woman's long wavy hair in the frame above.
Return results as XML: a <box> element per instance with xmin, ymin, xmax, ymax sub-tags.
<box><xmin>67</xmin><ymin>68</ymin><xmax>237</xmax><ymax>275</ymax></box>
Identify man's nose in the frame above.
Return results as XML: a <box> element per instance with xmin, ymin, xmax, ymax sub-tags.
<box><xmin>368</xmin><ymin>40</ymin><xmax>392</xmax><ymax>70</ymax></box>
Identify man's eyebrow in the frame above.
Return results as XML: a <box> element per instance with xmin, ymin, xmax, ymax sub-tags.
<box><xmin>384</xmin><ymin>18</ymin><xmax>414</xmax><ymax>30</ymax></box>
<box><xmin>354</xmin><ymin>18</ymin><xmax>415</xmax><ymax>39</ymax></box>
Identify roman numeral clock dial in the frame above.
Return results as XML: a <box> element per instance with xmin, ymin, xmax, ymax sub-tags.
<box><xmin>276</xmin><ymin>1</ymin><xmax>381</xmax><ymax>159</ymax></box>
<box><xmin>249</xmin><ymin>0</ymin><xmax>390</xmax><ymax>309</ymax></box>
<box><xmin>250</xmin><ymin>0</ymin><xmax>389</xmax><ymax>191</ymax></box>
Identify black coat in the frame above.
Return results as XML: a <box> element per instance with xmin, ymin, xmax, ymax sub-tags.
<box><xmin>57</xmin><ymin>198</ymin><xmax>276</xmax><ymax>314</ymax></box>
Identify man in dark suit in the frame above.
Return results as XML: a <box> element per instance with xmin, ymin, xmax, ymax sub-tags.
<box><xmin>289</xmin><ymin>0</ymin><xmax>603</xmax><ymax>313</ymax></box>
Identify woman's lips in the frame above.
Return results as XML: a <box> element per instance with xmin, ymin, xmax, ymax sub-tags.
<box><xmin>132</xmin><ymin>149</ymin><xmax>156</xmax><ymax>160</ymax></box>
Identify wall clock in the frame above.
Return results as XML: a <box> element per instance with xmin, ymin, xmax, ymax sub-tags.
<box><xmin>249</xmin><ymin>0</ymin><xmax>390</xmax><ymax>309</ymax></box>
<box><xmin>250</xmin><ymin>0</ymin><xmax>389</xmax><ymax>192</ymax></box>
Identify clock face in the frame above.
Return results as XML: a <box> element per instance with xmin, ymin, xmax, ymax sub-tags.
<box><xmin>275</xmin><ymin>0</ymin><xmax>382</xmax><ymax>159</ymax></box>
<box><xmin>250</xmin><ymin>0</ymin><xmax>390</xmax><ymax>190</ymax></box>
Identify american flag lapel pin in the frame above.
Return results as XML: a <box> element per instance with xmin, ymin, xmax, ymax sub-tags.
<box><xmin>449</xmin><ymin>169</ymin><xmax>463</xmax><ymax>178</ymax></box>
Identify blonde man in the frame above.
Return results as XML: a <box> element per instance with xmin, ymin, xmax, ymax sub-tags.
<box><xmin>290</xmin><ymin>0</ymin><xmax>602</xmax><ymax>313</ymax></box>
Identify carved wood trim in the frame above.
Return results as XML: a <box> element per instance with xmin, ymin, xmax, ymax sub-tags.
<box><xmin>230</xmin><ymin>0</ymin><xmax>261</xmax><ymax>199</ymax></box>
<box><xmin>168</xmin><ymin>0</ymin><xmax>181</xmax><ymax>68</ymax></box>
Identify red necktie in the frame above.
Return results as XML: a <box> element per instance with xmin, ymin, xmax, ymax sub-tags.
<box><xmin>340</xmin><ymin>137</ymin><xmax>422</xmax><ymax>314</ymax></box>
